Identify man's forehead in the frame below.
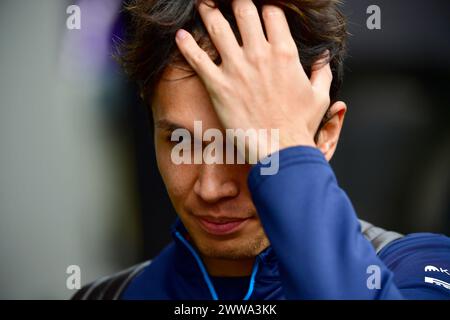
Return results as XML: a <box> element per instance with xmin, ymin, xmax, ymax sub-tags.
<box><xmin>152</xmin><ymin>64</ymin><xmax>197</xmax><ymax>114</ymax></box>
<box><xmin>152</xmin><ymin>64</ymin><xmax>219</xmax><ymax>127</ymax></box>
<box><xmin>161</xmin><ymin>63</ymin><xmax>195</xmax><ymax>81</ymax></box>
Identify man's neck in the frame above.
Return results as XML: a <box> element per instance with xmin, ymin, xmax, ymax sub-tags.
<box><xmin>202</xmin><ymin>256</ymin><xmax>255</xmax><ymax>277</ymax></box>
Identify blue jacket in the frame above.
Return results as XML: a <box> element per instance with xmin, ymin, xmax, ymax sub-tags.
<box><xmin>120</xmin><ymin>146</ymin><xmax>450</xmax><ymax>300</ymax></box>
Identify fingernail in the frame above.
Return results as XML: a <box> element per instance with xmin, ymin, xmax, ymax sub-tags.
<box><xmin>176</xmin><ymin>29</ymin><xmax>188</xmax><ymax>40</ymax></box>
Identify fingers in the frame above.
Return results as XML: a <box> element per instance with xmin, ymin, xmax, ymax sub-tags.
<box><xmin>175</xmin><ymin>29</ymin><xmax>221</xmax><ymax>85</ymax></box>
<box><xmin>231</xmin><ymin>0</ymin><xmax>267</xmax><ymax>50</ymax></box>
<box><xmin>197</xmin><ymin>0</ymin><xmax>242</xmax><ymax>63</ymax></box>
<box><xmin>262</xmin><ymin>5</ymin><xmax>296</xmax><ymax>49</ymax></box>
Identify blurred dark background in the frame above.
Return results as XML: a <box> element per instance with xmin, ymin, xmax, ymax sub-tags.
<box><xmin>0</xmin><ymin>0</ymin><xmax>449</xmax><ymax>299</ymax></box>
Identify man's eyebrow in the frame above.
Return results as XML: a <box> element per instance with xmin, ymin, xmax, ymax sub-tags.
<box><xmin>155</xmin><ymin>119</ymin><xmax>192</xmax><ymax>134</ymax></box>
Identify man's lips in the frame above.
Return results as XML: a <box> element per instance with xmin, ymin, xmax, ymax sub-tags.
<box><xmin>195</xmin><ymin>216</ymin><xmax>250</xmax><ymax>236</ymax></box>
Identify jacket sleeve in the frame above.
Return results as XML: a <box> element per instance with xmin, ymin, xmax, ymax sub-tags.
<box><xmin>377</xmin><ymin>233</ymin><xmax>450</xmax><ymax>300</ymax></box>
<box><xmin>247</xmin><ymin>146</ymin><xmax>404</xmax><ymax>299</ymax></box>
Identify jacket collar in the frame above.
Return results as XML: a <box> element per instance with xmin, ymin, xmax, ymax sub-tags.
<box><xmin>169</xmin><ymin>218</ymin><xmax>282</xmax><ymax>299</ymax></box>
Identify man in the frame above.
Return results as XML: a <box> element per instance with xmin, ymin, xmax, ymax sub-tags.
<box><xmin>73</xmin><ymin>0</ymin><xmax>450</xmax><ymax>299</ymax></box>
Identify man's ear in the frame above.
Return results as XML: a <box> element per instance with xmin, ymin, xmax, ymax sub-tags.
<box><xmin>316</xmin><ymin>101</ymin><xmax>347</xmax><ymax>161</ymax></box>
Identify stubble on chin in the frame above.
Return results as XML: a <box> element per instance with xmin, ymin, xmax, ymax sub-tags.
<box><xmin>194</xmin><ymin>231</ymin><xmax>270</xmax><ymax>260</ymax></box>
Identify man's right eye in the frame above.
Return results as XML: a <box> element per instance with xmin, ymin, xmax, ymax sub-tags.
<box><xmin>167</xmin><ymin>134</ymin><xmax>184</xmax><ymax>143</ymax></box>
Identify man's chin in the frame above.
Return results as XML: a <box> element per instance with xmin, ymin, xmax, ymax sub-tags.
<box><xmin>194</xmin><ymin>235</ymin><xmax>270</xmax><ymax>260</ymax></box>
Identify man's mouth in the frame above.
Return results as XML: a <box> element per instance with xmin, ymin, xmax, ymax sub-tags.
<box><xmin>195</xmin><ymin>216</ymin><xmax>250</xmax><ymax>236</ymax></box>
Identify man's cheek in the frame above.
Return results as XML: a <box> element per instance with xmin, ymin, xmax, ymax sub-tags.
<box><xmin>160</xmin><ymin>162</ymin><xmax>196</xmax><ymax>200</ymax></box>
<box><xmin>155</xmin><ymin>140</ymin><xmax>177</xmax><ymax>171</ymax></box>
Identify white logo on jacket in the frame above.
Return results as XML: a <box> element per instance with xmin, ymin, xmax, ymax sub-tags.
<box><xmin>424</xmin><ymin>265</ymin><xmax>450</xmax><ymax>275</ymax></box>
<box><xmin>424</xmin><ymin>277</ymin><xmax>450</xmax><ymax>290</ymax></box>
<box><xmin>424</xmin><ymin>265</ymin><xmax>450</xmax><ymax>291</ymax></box>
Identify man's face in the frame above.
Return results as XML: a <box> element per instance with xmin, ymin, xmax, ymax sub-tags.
<box><xmin>152</xmin><ymin>65</ymin><xmax>269</xmax><ymax>260</ymax></box>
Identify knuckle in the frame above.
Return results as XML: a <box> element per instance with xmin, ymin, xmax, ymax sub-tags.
<box><xmin>208</xmin><ymin>22</ymin><xmax>226</xmax><ymax>37</ymax></box>
<box><xmin>235</xmin><ymin>6</ymin><xmax>257</xmax><ymax>19</ymax></box>
<box><xmin>246</xmin><ymin>49</ymin><xmax>268</xmax><ymax>65</ymax></box>
<box><xmin>191</xmin><ymin>50</ymin><xmax>207</xmax><ymax>65</ymax></box>
<box><xmin>262</xmin><ymin>6</ymin><xmax>283</xmax><ymax>18</ymax></box>
<box><xmin>318</xmin><ymin>92</ymin><xmax>331</xmax><ymax>106</ymax></box>
<box><xmin>232</xmin><ymin>1</ymin><xmax>258</xmax><ymax>18</ymax></box>
<box><xmin>273</xmin><ymin>43</ymin><xmax>299</xmax><ymax>61</ymax></box>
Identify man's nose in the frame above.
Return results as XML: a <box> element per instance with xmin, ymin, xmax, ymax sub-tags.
<box><xmin>193</xmin><ymin>163</ymin><xmax>240</xmax><ymax>203</ymax></box>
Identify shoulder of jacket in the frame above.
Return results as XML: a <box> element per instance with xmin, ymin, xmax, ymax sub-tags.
<box><xmin>359</xmin><ymin>219</ymin><xmax>404</xmax><ymax>254</ymax></box>
<box><xmin>71</xmin><ymin>260</ymin><xmax>152</xmax><ymax>300</ymax></box>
